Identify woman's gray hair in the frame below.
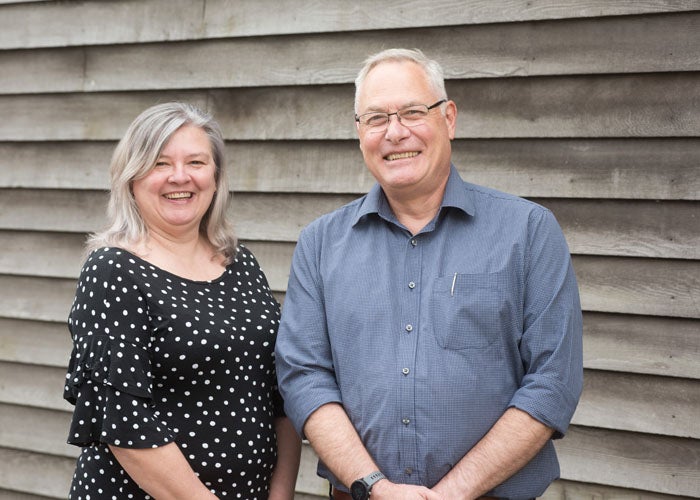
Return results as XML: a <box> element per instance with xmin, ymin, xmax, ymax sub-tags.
<box><xmin>86</xmin><ymin>102</ymin><xmax>237</xmax><ymax>262</ymax></box>
<box><xmin>354</xmin><ymin>48</ymin><xmax>448</xmax><ymax>113</ymax></box>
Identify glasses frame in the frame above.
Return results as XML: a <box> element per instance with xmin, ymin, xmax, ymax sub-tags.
<box><xmin>355</xmin><ymin>99</ymin><xmax>448</xmax><ymax>131</ymax></box>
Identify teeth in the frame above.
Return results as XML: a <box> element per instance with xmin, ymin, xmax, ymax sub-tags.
<box><xmin>386</xmin><ymin>151</ymin><xmax>419</xmax><ymax>161</ymax></box>
<box><xmin>164</xmin><ymin>192</ymin><xmax>192</xmax><ymax>199</ymax></box>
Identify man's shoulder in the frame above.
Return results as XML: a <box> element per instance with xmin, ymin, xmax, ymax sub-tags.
<box><xmin>301</xmin><ymin>194</ymin><xmax>368</xmax><ymax>236</ymax></box>
<box><xmin>462</xmin><ymin>180</ymin><xmax>549</xmax><ymax>215</ymax></box>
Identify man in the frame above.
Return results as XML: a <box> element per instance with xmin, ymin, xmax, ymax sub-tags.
<box><xmin>275</xmin><ymin>48</ymin><xmax>583</xmax><ymax>500</ymax></box>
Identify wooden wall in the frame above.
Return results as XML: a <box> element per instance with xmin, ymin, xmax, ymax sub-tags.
<box><xmin>0</xmin><ymin>1</ymin><xmax>698</xmax><ymax>498</ymax></box>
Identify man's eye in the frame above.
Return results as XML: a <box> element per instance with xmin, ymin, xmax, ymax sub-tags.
<box><xmin>365</xmin><ymin>114</ymin><xmax>388</xmax><ymax>126</ymax></box>
<box><xmin>402</xmin><ymin>108</ymin><xmax>427</xmax><ymax>118</ymax></box>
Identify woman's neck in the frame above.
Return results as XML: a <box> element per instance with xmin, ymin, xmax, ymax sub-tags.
<box><xmin>128</xmin><ymin>230</ymin><xmax>226</xmax><ymax>281</ymax></box>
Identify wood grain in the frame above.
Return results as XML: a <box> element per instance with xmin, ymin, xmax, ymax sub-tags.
<box><xmin>556</xmin><ymin>426</ymin><xmax>700</xmax><ymax>497</ymax></box>
<box><xmin>584</xmin><ymin>312</ymin><xmax>700</xmax><ymax>379</ymax></box>
<box><xmin>2</xmin><ymin>139</ymin><xmax>698</xmax><ymax>200</ymax></box>
<box><xmin>2</xmin><ymin>72</ymin><xmax>700</xmax><ymax>140</ymax></box>
<box><xmin>574</xmin><ymin>255</ymin><xmax>700</xmax><ymax>319</ymax></box>
<box><xmin>2</xmin><ymin>0</ymin><xmax>700</xmax><ymax>49</ymax></box>
<box><xmin>0</xmin><ymin>448</ymin><xmax>73</xmax><ymax>499</ymax></box>
<box><xmin>572</xmin><ymin>370</ymin><xmax>700</xmax><ymax>438</ymax></box>
<box><xmin>3</xmin><ymin>13</ymin><xmax>700</xmax><ymax>93</ymax></box>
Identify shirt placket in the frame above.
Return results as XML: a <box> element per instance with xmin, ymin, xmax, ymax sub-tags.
<box><xmin>397</xmin><ymin>234</ymin><xmax>422</xmax><ymax>482</ymax></box>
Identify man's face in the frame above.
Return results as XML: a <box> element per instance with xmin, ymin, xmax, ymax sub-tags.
<box><xmin>355</xmin><ymin>60</ymin><xmax>457</xmax><ymax>199</ymax></box>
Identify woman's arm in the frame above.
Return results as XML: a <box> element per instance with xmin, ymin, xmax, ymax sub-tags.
<box><xmin>268</xmin><ymin>416</ymin><xmax>302</xmax><ymax>500</ymax></box>
<box><xmin>109</xmin><ymin>442</ymin><xmax>218</xmax><ymax>500</ymax></box>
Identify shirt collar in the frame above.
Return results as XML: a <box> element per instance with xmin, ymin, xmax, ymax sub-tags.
<box><xmin>441</xmin><ymin>164</ymin><xmax>475</xmax><ymax>217</ymax></box>
<box><xmin>352</xmin><ymin>164</ymin><xmax>475</xmax><ymax>226</ymax></box>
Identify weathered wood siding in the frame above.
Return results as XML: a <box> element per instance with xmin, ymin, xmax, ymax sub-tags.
<box><xmin>0</xmin><ymin>1</ymin><xmax>698</xmax><ymax>498</ymax></box>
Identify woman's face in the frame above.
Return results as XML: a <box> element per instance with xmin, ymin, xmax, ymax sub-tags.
<box><xmin>132</xmin><ymin>125</ymin><xmax>217</xmax><ymax>238</ymax></box>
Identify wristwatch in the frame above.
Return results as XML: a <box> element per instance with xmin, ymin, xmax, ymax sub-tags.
<box><xmin>350</xmin><ymin>471</ymin><xmax>386</xmax><ymax>500</ymax></box>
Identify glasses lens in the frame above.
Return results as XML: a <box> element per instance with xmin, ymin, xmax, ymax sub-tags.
<box><xmin>363</xmin><ymin>113</ymin><xmax>389</xmax><ymax>128</ymax></box>
<box><xmin>398</xmin><ymin>105</ymin><xmax>429</xmax><ymax>125</ymax></box>
<box><xmin>358</xmin><ymin>103</ymin><xmax>435</xmax><ymax>133</ymax></box>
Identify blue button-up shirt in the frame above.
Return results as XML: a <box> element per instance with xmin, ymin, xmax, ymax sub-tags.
<box><xmin>275</xmin><ymin>166</ymin><xmax>583</xmax><ymax>498</ymax></box>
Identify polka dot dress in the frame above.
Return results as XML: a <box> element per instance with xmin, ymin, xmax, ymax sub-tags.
<box><xmin>63</xmin><ymin>246</ymin><xmax>283</xmax><ymax>499</ymax></box>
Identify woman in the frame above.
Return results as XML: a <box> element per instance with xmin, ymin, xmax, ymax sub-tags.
<box><xmin>63</xmin><ymin>102</ymin><xmax>300</xmax><ymax>499</ymax></box>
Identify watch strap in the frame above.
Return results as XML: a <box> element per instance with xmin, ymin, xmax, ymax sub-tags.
<box><xmin>362</xmin><ymin>470</ymin><xmax>386</xmax><ymax>488</ymax></box>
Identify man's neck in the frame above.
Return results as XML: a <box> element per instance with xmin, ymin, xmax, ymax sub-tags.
<box><xmin>384</xmin><ymin>182</ymin><xmax>447</xmax><ymax>235</ymax></box>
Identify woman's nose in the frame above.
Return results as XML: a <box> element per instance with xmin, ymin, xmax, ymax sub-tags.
<box><xmin>168</xmin><ymin>164</ymin><xmax>190</xmax><ymax>183</ymax></box>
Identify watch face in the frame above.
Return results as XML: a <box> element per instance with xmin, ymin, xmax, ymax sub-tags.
<box><xmin>351</xmin><ymin>480</ymin><xmax>368</xmax><ymax>500</ymax></box>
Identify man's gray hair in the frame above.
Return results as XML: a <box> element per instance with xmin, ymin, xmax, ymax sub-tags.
<box><xmin>354</xmin><ymin>48</ymin><xmax>448</xmax><ymax>113</ymax></box>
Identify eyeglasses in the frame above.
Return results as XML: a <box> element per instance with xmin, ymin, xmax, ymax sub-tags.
<box><xmin>355</xmin><ymin>99</ymin><xmax>447</xmax><ymax>133</ymax></box>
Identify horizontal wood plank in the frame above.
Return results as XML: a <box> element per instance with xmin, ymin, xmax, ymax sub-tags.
<box><xmin>4</xmin><ymin>13</ymin><xmax>700</xmax><ymax>94</ymax></box>
<box><xmin>0</xmin><ymin>489</ymin><xmax>57</xmax><ymax>500</ymax></box>
<box><xmin>0</xmin><ymin>318</ymin><xmax>70</xmax><ymax>368</ymax></box>
<box><xmin>0</xmin><ymin>231</ymin><xmax>295</xmax><ymax>286</ymax></box>
<box><xmin>0</xmin><ymin>403</ymin><xmax>75</xmax><ymax>458</ymax></box>
<box><xmin>0</xmin><ymin>407</ymin><xmax>317</xmax><ymax>496</ymax></box>
<box><xmin>2</xmin><ymin>72</ymin><xmax>700</xmax><ymax>141</ymax></box>
<box><xmin>1</xmin><ymin>254</ymin><xmax>698</xmax><ymax>321</ymax></box>
<box><xmin>536</xmin><ymin>199</ymin><xmax>699</xmax><ymax>260</ymax></box>
<box><xmin>571</xmin><ymin>370</ymin><xmax>699</xmax><ymax>439</ymax></box>
<box><xmin>0</xmin><ymin>0</ymin><xmax>201</xmax><ymax>49</ymax></box>
<box><xmin>0</xmin><ymin>190</ymin><xmax>355</xmax><ymax>240</ymax></box>
<box><xmin>2</xmin><ymin>379</ymin><xmax>699</xmax><ymax>496</ymax></box>
<box><xmin>447</xmin><ymin>73</ymin><xmax>700</xmax><ymax>139</ymax></box>
<box><xmin>556</xmin><ymin>426</ymin><xmax>700</xmax><ymax>497</ymax></box>
<box><xmin>2</xmin><ymin>311</ymin><xmax>697</xmax><ymax>381</ymax></box>
<box><xmin>0</xmin><ymin>275</ymin><xmax>75</xmax><ymax>323</ymax></box>
<box><xmin>0</xmin><ymin>442</ymin><xmax>696</xmax><ymax>500</ymax></box>
<box><xmin>2</xmin><ymin>0</ymin><xmax>699</xmax><ymax>50</ymax></box>
<box><xmin>542</xmin><ymin>479</ymin><xmax>697</xmax><ymax>500</ymax></box>
<box><xmin>0</xmin><ymin>231</ymin><xmax>85</xmax><ymax>279</ymax></box>
<box><xmin>2</xmin><ymin>349</ymin><xmax>696</xmax><ymax>440</ymax></box>
<box><xmin>0</xmin><ymin>448</ymin><xmax>73</xmax><ymax>499</ymax></box>
<box><xmin>2</xmin><ymin>138</ymin><xmax>698</xmax><ymax>201</ymax></box>
<box><xmin>0</xmin><ymin>91</ymin><xmax>210</xmax><ymax>142</ymax></box>
<box><xmin>0</xmin><ymin>361</ymin><xmax>71</xmax><ymax>412</ymax></box>
<box><xmin>574</xmin><ymin>255</ymin><xmax>700</xmax><ymax>319</ymax></box>
<box><xmin>0</xmin><ymin>192</ymin><xmax>697</xmax><ymax>259</ymax></box>
<box><xmin>584</xmin><ymin>312</ymin><xmax>700</xmax><ymax>379</ymax></box>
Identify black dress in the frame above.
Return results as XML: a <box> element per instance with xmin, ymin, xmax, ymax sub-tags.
<box><xmin>63</xmin><ymin>246</ymin><xmax>283</xmax><ymax>499</ymax></box>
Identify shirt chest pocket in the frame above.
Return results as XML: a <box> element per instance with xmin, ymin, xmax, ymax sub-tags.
<box><xmin>430</xmin><ymin>271</ymin><xmax>511</xmax><ymax>350</ymax></box>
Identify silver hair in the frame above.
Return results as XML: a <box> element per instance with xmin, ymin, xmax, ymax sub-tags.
<box><xmin>86</xmin><ymin>102</ymin><xmax>237</xmax><ymax>262</ymax></box>
<box><xmin>354</xmin><ymin>48</ymin><xmax>448</xmax><ymax>113</ymax></box>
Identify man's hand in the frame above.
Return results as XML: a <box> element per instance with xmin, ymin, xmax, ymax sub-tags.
<box><xmin>371</xmin><ymin>479</ymin><xmax>444</xmax><ymax>499</ymax></box>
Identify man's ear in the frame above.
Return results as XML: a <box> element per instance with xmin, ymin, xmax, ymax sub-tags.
<box><xmin>444</xmin><ymin>100</ymin><xmax>458</xmax><ymax>140</ymax></box>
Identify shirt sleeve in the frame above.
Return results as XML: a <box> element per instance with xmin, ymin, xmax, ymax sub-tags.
<box><xmin>274</xmin><ymin>226</ymin><xmax>343</xmax><ymax>437</ymax></box>
<box><xmin>509</xmin><ymin>208</ymin><xmax>584</xmax><ymax>438</ymax></box>
<box><xmin>63</xmin><ymin>250</ymin><xmax>175</xmax><ymax>448</ymax></box>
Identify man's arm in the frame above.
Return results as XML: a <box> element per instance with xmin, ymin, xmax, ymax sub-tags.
<box><xmin>432</xmin><ymin>406</ymin><xmax>554</xmax><ymax>498</ymax></box>
<box><xmin>304</xmin><ymin>403</ymin><xmax>442</xmax><ymax>500</ymax></box>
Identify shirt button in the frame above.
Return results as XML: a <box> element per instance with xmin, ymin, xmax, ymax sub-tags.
<box><xmin>402</xmin><ymin>367</ymin><xmax>410</xmax><ymax>375</ymax></box>
<box><xmin>405</xmin><ymin>324</ymin><xmax>413</xmax><ymax>332</ymax></box>
<box><xmin>408</xmin><ymin>281</ymin><xmax>416</xmax><ymax>289</ymax></box>
<box><xmin>405</xmin><ymin>468</ymin><xmax>413</xmax><ymax>475</ymax></box>
<box><xmin>402</xmin><ymin>418</ymin><xmax>411</xmax><ymax>425</ymax></box>
<box><xmin>410</xmin><ymin>238</ymin><xmax>417</xmax><ymax>247</ymax></box>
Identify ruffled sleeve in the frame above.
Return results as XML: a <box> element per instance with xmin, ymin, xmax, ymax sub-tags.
<box><xmin>63</xmin><ymin>248</ymin><xmax>175</xmax><ymax>448</ymax></box>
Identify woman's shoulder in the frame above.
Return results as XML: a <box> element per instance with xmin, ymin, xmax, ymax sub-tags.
<box><xmin>231</xmin><ymin>243</ymin><xmax>268</xmax><ymax>272</ymax></box>
<box><xmin>78</xmin><ymin>246</ymin><xmax>145</xmax><ymax>279</ymax></box>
